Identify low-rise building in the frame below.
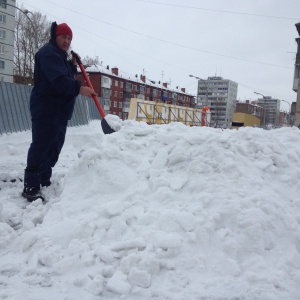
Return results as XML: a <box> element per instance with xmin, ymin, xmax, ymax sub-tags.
<box><xmin>76</xmin><ymin>65</ymin><xmax>195</xmax><ymax>120</ymax></box>
<box><xmin>232</xmin><ymin>112</ymin><xmax>261</xmax><ymax>129</ymax></box>
<box><xmin>235</xmin><ymin>100</ymin><xmax>265</xmax><ymax>126</ymax></box>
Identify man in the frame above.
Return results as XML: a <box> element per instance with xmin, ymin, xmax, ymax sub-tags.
<box><xmin>22</xmin><ymin>22</ymin><xmax>96</xmax><ymax>202</ymax></box>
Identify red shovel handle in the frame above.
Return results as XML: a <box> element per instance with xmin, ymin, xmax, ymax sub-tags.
<box><xmin>71</xmin><ymin>51</ymin><xmax>106</xmax><ymax>119</ymax></box>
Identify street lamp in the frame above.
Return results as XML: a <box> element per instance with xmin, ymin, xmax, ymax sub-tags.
<box><xmin>6</xmin><ymin>4</ymin><xmax>38</xmax><ymax>53</ymax></box>
<box><xmin>23</xmin><ymin>9</ymin><xmax>38</xmax><ymax>53</ymax></box>
<box><xmin>254</xmin><ymin>91</ymin><xmax>267</xmax><ymax>127</ymax></box>
<box><xmin>281</xmin><ymin>99</ymin><xmax>291</xmax><ymax>126</ymax></box>
<box><xmin>189</xmin><ymin>74</ymin><xmax>209</xmax><ymax>107</ymax></box>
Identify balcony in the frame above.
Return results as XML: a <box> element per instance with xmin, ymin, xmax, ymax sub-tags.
<box><xmin>101</xmin><ymin>87</ymin><xmax>110</xmax><ymax>99</ymax></box>
<box><xmin>104</xmin><ymin>99</ymin><xmax>111</xmax><ymax>111</ymax></box>
<box><xmin>139</xmin><ymin>85</ymin><xmax>145</xmax><ymax>95</ymax></box>
<box><xmin>122</xmin><ymin>101</ymin><xmax>130</xmax><ymax>113</ymax></box>
<box><xmin>125</xmin><ymin>83</ymin><xmax>132</xmax><ymax>92</ymax></box>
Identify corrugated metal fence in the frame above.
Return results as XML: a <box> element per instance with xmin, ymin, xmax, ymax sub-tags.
<box><xmin>0</xmin><ymin>82</ymin><xmax>103</xmax><ymax>135</ymax></box>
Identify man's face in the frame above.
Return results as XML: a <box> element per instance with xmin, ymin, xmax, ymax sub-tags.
<box><xmin>56</xmin><ymin>34</ymin><xmax>72</xmax><ymax>52</ymax></box>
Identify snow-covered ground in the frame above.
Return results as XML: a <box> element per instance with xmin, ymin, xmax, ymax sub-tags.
<box><xmin>0</xmin><ymin>120</ymin><xmax>300</xmax><ymax>300</ymax></box>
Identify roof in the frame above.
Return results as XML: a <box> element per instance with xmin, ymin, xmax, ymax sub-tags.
<box><xmin>82</xmin><ymin>65</ymin><xmax>195</xmax><ymax>96</ymax></box>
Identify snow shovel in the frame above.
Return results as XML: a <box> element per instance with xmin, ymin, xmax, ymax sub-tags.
<box><xmin>71</xmin><ymin>51</ymin><xmax>115</xmax><ymax>134</ymax></box>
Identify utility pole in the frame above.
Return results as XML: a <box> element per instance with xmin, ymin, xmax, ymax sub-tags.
<box><xmin>160</xmin><ymin>71</ymin><xmax>164</xmax><ymax>103</ymax></box>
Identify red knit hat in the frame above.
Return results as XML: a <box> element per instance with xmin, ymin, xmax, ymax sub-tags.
<box><xmin>56</xmin><ymin>23</ymin><xmax>73</xmax><ymax>38</ymax></box>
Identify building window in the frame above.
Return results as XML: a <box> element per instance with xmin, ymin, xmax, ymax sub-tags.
<box><xmin>0</xmin><ymin>60</ymin><xmax>4</xmax><ymax>69</ymax></box>
<box><xmin>120</xmin><ymin>92</ymin><xmax>123</xmax><ymax>98</ymax></box>
<box><xmin>0</xmin><ymin>30</ymin><xmax>6</xmax><ymax>39</ymax></box>
<box><xmin>114</xmin><ymin>80</ymin><xmax>118</xmax><ymax>87</ymax></box>
<box><xmin>125</xmin><ymin>82</ymin><xmax>132</xmax><ymax>91</ymax></box>
<box><xmin>0</xmin><ymin>0</ymin><xmax>7</xmax><ymax>9</ymax></box>
<box><xmin>0</xmin><ymin>14</ymin><xmax>6</xmax><ymax>23</ymax></box>
<box><xmin>119</xmin><ymin>102</ymin><xmax>122</xmax><ymax>108</ymax></box>
<box><xmin>139</xmin><ymin>85</ymin><xmax>145</xmax><ymax>94</ymax></box>
<box><xmin>120</xmin><ymin>82</ymin><xmax>124</xmax><ymax>88</ymax></box>
<box><xmin>114</xmin><ymin>91</ymin><xmax>118</xmax><ymax>97</ymax></box>
<box><xmin>0</xmin><ymin>45</ymin><xmax>4</xmax><ymax>54</ymax></box>
<box><xmin>102</xmin><ymin>76</ymin><xmax>110</xmax><ymax>85</ymax></box>
<box><xmin>113</xmin><ymin>101</ymin><xmax>117</xmax><ymax>108</ymax></box>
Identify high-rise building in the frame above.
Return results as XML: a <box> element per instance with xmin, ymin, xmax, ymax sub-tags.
<box><xmin>256</xmin><ymin>96</ymin><xmax>280</xmax><ymax>126</ymax></box>
<box><xmin>0</xmin><ymin>0</ymin><xmax>15</xmax><ymax>83</ymax></box>
<box><xmin>197</xmin><ymin>76</ymin><xmax>238</xmax><ymax>128</ymax></box>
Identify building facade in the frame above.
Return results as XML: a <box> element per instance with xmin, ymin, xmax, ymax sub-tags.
<box><xmin>294</xmin><ymin>22</ymin><xmax>300</xmax><ymax>127</ymax></box>
<box><xmin>0</xmin><ymin>0</ymin><xmax>15</xmax><ymax>83</ymax></box>
<box><xmin>197</xmin><ymin>76</ymin><xmax>238</xmax><ymax>128</ymax></box>
<box><xmin>290</xmin><ymin>101</ymin><xmax>296</xmax><ymax>126</ymax></box>
<box><xmin>256</xmin><ymin>96</ymin><xmax>280</xmax><ymax>127</ymax></box>
<box><xmin>235</xmin><ymin>100</ymin><xmax>265</xmax><ymax>126</ymax></box>
<box><xmin>76</xmin><ymin>66</ymin><xmax>196</xmax><ymax>120</ymax></box>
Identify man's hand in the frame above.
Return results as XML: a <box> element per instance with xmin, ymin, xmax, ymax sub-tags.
<box><xmin>80</xmin><ymin>86</ymin><xmax>97</xmax><ymax>98</ymax></box>
<box><xmin>71</xmin><ymin>51</ymin><xmax>81</xmax><ymax>66</ymax></box>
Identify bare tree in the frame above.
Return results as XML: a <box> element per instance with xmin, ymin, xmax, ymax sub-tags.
<box><xmin>14</xmin><ymin>7</ymin><xmax>50</xmax><ymax>84</ymax></box>
<box><xmin>82</xmin><ymin>56</ymin><xmax>100</xmax><ymax>66</ymax></box>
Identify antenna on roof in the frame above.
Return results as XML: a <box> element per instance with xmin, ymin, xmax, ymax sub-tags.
<box><xmin>160</xmin><ymin>71</ymin><xmax>164</xmax><ymax>88</ymax></box>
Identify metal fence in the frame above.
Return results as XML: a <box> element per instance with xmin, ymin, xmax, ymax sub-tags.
<box><xmin>0</xmin><ymin>81</ymin><xmax>103</xmax><ymax>135</ymax></box>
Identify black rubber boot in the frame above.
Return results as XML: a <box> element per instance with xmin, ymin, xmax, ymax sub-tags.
<box><xmin>22</xmin><ymin>187</ymin><xmax>44</xmax><ymax>202</ymax></box>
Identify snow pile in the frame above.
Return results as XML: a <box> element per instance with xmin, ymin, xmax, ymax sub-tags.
<box><xmin>0</xmin><ymin>120</ymin><xmax>300</xmax><ymax>300</ymax></box>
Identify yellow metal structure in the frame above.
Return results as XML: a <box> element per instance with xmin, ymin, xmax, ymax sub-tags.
<box><xmin>128</xmin><ymin>98</ymin><xmax>209</xmax><ymax>126</ymax></box>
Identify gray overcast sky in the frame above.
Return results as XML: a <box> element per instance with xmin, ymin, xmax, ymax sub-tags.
<box><xmin>18</xmin><ymin>0</ymin><xmax>300</xmax><ymax>110</ymax></box>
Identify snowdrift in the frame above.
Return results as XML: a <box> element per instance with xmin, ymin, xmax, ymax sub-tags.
<box><xmin>0</xmin><ymin>120</ymin><xmax>300</xmax><ymax>300</ymax></box>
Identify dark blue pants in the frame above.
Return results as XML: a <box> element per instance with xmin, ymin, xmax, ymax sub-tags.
<box><xmin>24</xmin><ymin>117</ymin><xmax>68</xmax><ymax>189</ymax></box>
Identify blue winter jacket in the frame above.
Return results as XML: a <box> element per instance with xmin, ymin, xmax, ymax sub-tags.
<box><xmin>29</xmin><ymin>22</ymin><xmax>81</xmax><ymax>120</ymax></box>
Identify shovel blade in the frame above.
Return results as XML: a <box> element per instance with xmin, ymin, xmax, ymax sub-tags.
<box><xmin>101</xmin><ymin>118</ymin><xmax>115</xmax><ymax>134</ymax></box>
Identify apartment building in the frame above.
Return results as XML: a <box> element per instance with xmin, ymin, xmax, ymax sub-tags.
<box><xmin>197</xmin><ymin>76</ymin><xmax>238</xmax><ymax>128</ymax></box>
<box><xmin>76</xmin><ymin>65</ymin><xmax>196</xmax><ymax>120</ymax></box>
<box><xmin>0</xmin><ymin>0</ymin><xmax>15</xmax><ymax>83</ymax></box>
<box><xmin>256</xmin><ymin>96</ymin><xmax>280</xmax><ymax>126</ymax></box>
<box><xmin>294</xmin><ymin>22</ymin><xmax>300</xmax><ymax>127</ymax></box>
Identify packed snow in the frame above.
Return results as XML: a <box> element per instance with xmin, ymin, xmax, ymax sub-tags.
<box><xmin>0</xmin><ymin>120</ymin><xmax>300</xmax><ymax>300</ymax></box>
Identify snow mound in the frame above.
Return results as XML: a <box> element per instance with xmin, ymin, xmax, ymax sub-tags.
<box><xmin>0</xmin><ymin>121</ymin><xmax>300</xmax><ymax>299</ymax></box>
